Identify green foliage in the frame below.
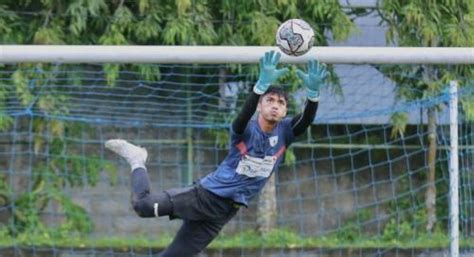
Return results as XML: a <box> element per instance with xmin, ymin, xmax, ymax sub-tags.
<box><xmin>6</xmin><ymin>151</ymin><xmax>114</xmax><ymax>236</ymax></box>
<box><xmin>378</xmin><ymin>0</ymin><xmax>474</xmax><ymax>126</ymax></box>
<box><xmin>0</xmin><ymin>174</ymin><xmax>10</xmax><ymax>207</ymax></box>
<box><xmin>12</xmin><ymin>69</ymin><xmax>33</xmax><ymax>106</ymax></box>
<box><xmin>0</xmin><ymin>5</ymin><xmax>19</xmax><ymax>43</ymax></box>
<box><xmin>102</xmin><ymin>64</ymin><xmax>120</xmax><ymax>87</ymax></box>
<box><xmin>342</xmin><ymin>209</ymin><xmax>373</xmax><ymax>242</ymax></box>
<box><xmin>10</xmin><ymin>184</ymin><xmax>94</xmax><ymax>237</ymax></box>
<box><xmin>204</xmin><ymin>112</ymin><xmax>231</xmax><ymax>148</ymax></box>
<box><xmin>1</xmin><ymin>62</ymin><xmax>119</xmax><ymax>235</ymax></box>
<box><xmin>283</xmin><ymin>148</ymin><xmax>296</xmax><ymax>165</ymax></box>
<box><xmin>213</xmin><ymin>129</ymin><xmax>231</xmax><ymax>149</ymax></box>
<box><xmin>381</xmin><ymin>0</ymin><xmax>473</xmax><ymax>47</ymax></box>
<box><xmin>382</xmin><ymin>209</ymin><xmax>428</xmax><ymax>241</ymax></box>
<box><xmin>133</xmin><ymin>64</ymin><xmax>161</xmax><ymax>82</ymax></box>
<box><xmin>0</xmin><ymin>82</ymin><xmax>13</xmax><ymax>130</ymax></box>
<box><xmin>34</xmin><ymin>26</ymin><xmax>65</xmax><ymax>44</ymax></box>
<box><xmin>390</xmin><ymin>112</ymin><xmax>408</xmax><ymax>138</ymax></box>
<box><xmin>461</xmin><ymin>85</ymin><xmax>474</xmax><ymax>120</ymax></box>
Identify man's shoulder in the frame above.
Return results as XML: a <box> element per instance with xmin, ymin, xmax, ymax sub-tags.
<box><xmin>278</xmin><ymin>118</ymin><xmax>295</xmax><ymax>143</ymax></box>
<box><xmin>279</xmin><ymin>117</ymin><xmax>293</xmax><ymax>129</ymax></box>
<box><xmin>230</xmin><ymin>119</ymin><xmax>256</xmax><ymax>139</ymax></box>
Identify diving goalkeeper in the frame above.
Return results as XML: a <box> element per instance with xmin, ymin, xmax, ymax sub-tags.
<box><xmin>105</xmin><ymin>50</ymin><xmax>327</xmax><ymax>257</ymax></box>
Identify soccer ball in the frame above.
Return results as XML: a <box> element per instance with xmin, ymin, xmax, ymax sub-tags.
<box><xmin>276</xmin><ymin>19</ymin><xmax>315</xmax><ymax>56</ymax></box>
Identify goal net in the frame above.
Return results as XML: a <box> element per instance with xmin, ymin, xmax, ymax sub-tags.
<box><xmin>0</xmin><ymin>47</ymin><xmax>472</xmax><ymax>257</ymax></box>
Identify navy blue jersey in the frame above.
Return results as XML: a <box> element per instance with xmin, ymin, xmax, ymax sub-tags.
<box><xmin>200</xmin><ymin>118</ymin><xmax>295</xmax><ymax>206</ymax></box>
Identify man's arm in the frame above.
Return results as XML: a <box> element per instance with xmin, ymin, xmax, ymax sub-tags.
<box><xmin>292</xmin><ymin>59</ymin><xmax>328</xmax><ymax>137</ymax></box>
<box><xmin>231</xmin><ymin>91</ymin><xmax>260</xmax><ymax>134</ymax></box>
<box><xmin>291</xmin><ymin>100</ymin><xmax>318</xmax><ymax>137</ymax></box>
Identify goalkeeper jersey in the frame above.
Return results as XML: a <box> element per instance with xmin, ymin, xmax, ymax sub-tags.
<box><xmin>200</xmin><ymin>118</ymin><xmax>294</xmax><ymax>206</ymax></box>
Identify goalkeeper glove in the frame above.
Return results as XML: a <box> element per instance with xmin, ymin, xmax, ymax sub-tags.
<box><xmin>296</xmin><ymin>60</ymin><xmax>328</xmax><ymax>102</ymax></box>
<box><xmin>254</xmin><ymin>51</ymin><xmax>289</xmax><ymax>94</ymax></box>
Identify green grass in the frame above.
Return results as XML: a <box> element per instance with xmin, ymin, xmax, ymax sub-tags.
<box><xmin>211</xmin><ymin>228</ymin><xmax>473</xmax><ymax>249</ymax></box>
<box><xmin>0</xmin><ymin>228</ymin><xmax>472</xmax><ymax>251</ymax></box>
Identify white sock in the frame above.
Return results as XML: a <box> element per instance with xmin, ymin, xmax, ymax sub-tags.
<box><xmin>130</xmin><ymin>161</ymin><xmax>146</xmax><ymax>172</ymax></box>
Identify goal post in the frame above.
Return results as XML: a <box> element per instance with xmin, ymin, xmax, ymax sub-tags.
<box><xmin>449</xmin><ymin>80</ymin><xmax>459</xmax><ymax>257</ymax></box>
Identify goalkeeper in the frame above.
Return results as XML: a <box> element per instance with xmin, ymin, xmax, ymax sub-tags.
<box><xmin>105</xmin><ymin>50</ymin><xmax>327</xmax><ymax>257</ymax></box>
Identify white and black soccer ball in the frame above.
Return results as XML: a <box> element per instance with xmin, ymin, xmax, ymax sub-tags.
<box><xmin>276</xmin><ymin>19</ymin><xmax>315</xmax><ymax>56</ymax></box>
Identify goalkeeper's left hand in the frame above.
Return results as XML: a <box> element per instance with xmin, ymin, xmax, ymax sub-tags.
<box><xmin>296</xmin><ymin>60</ymin><xmax>328</xmax><ymax>102</ymax></box>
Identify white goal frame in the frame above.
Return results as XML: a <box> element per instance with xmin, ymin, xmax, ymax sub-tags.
<box><xmin>0</xmin><ymin>45</ymin><xmax>470</xmax><ymax>257</ymax></box>
<box><xmin>0</xmin><ymin>45</ymin><xmax>472</xmax><ymax>64</ymax></box>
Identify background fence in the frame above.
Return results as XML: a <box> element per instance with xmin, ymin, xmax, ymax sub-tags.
<box><xmin>0</xmin><ymin>56</ymin><xmax>473</xmax><ymax>256</ymax></box>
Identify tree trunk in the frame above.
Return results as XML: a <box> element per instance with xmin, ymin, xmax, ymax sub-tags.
<box><xmin>426</xmin><ymin>107</ymin><xmax>437</xmax><ymax>232</ymax></box>
<box><xmin>256</xmin><ymin>174</ymin><xmax>277</xmax><ymax>235</ymax></box>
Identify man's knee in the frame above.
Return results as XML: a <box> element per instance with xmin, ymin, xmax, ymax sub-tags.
<box><xmin>132</xmin><ymin>199</ymin><xmax>156</xmax><ymax>218</ymax></box>
<box><xmin>131</xmin><ymin>193</ymin><xmax>173</xmax><ymax>218</ymax></box>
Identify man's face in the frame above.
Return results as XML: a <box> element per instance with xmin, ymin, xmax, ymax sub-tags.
<box><xmin>257</xmin><ymin>93</ymin><xmax>288</xmax><ymax>124</ymax></box>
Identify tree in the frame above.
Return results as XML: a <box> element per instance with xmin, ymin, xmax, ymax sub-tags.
<box><xmin>377</xmin><ymin>0</ymin><xmax>474</xmax><ymax>233</ymax></box>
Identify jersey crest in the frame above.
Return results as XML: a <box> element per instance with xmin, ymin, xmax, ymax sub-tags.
<box><xmin>269</xmin><ymin>136</ymin><xmax>279</xmax><ymax>147</ymax></box>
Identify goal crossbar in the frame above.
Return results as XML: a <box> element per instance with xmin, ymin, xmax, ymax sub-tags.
<box><xmin>0</xmin><ymin>45</ymin><xmax>472</xmax><ymax>64</ymax></box>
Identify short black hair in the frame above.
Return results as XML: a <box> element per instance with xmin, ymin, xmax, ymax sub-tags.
<box><xmin>260</xmin><ymin>86</ymin><xmax>289</xmax><ymax>104</ymax></box>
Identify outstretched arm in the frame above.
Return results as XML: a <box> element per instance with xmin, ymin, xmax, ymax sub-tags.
<box><xmin>232</xmin><ymin>50</ymin><xmax>288</xmax><ymax>134</ymax></box>
<box><xmin>291</xmin><ymin>59</ymin><xmax>327</xmax><ymax>137</ymax></box>
<box><xmin>291</xmin><ymin>100</ymin><xmax>318</xmax><ymax>137</ymax></box>
<box><xmin>232</xmin><ymin>91</ymin><xmax>260</xmax><ymax>134</ymax></box>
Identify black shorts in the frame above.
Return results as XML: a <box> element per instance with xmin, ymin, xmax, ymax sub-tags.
<box><xmin>130</xmin><ymin>168</ymin><xmax>240</xmax><ymax>256</ymax></box>
<box><xmin>165</xmin><ymin>183</ymin><xmax>240</xmax><ymax>222</ymax></box>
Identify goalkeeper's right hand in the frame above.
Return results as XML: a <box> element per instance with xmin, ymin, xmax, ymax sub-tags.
<box><xmin>253</xmin><ymin>51</ymin><xmax>289</xmax><ymax>94</ymax></box>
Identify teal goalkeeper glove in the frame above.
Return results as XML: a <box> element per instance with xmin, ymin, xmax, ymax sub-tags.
<box><xmin>254</xmin><ymin>51</ymin><xmax>289</xmax><ymax>94</ymax></box>
<box><xmin>296</xmin><ymin>60</ymin><xmax>328</xmax><ymax>102</ymax></box>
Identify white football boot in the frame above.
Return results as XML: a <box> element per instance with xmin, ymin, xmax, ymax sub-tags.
<box><xmin>105</xmin><ymin>139</ymin><xmax>148</xmax><ymax>171</ymax></box>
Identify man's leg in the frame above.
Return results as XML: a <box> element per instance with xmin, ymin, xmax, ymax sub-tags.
<box><xmin>129</xmin><ymin>167</ymin><xmax>173</xmax><ymax>217</ymax></box>
<box><xmin>106</xmin><ymin>138</ymin><xmax>238</xmax><ymax>256</ymax></box>
<box><xmin>159</xmin><ymin>187</ymin><xmax>239</xmax><ymax>257</ymax></box>
<box><xmin>159</xmin><ymin>219</ymin><xmax>229</xmax><ymax>257</ymax></box>
<box><xmin>105</xmin><ymin>139</ymin><xmax>173</xmax><ymax>217</ymax></box>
